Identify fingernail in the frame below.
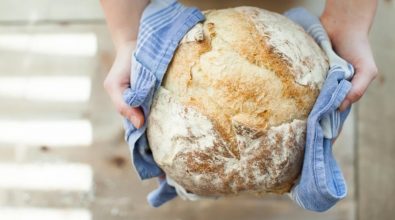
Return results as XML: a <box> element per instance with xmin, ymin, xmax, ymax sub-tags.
<box><xmin>130</xmin><ymin>115</ymin><xmax>142</xmax><ymax>129</ymax></box>
<box><xmin>339</xmin><ymin>99</ymin><xmax>350</xmax><ymax>112</ymax></box>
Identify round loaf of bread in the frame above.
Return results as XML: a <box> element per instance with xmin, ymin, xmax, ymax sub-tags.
<box><xmin>147</xmin><ymin>6</ymin><xmax>328</xmax><ymax>196</ymax></box>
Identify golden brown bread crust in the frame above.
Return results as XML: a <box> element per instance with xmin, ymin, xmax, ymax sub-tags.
<box><xmin>147</xmin><ymin>7</ymin><xmax>328</xmax><ymax>196</ymax></box>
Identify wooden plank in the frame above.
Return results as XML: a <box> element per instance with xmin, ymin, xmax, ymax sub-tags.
<box><xmin>0</xmin><ymin>24</ymin><xmax>121</xmax><ymax>148</ymax></box>
<box><xmin>0</xmin><ymin>0</ymin><xmax>103</xmax><ymax>23</ymax></box>
<box><xmin>357</xmin><ymin>1</ymin><xmax>395</xmax><ymax>220</ymax></box>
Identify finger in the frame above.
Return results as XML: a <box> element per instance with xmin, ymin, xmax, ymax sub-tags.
<box><xmin>115</xmin><ymin>97</ymin><xmax>145</xmax><ymax>129</ymax></box>
<box><xmin>105</xmin><ymin>83</ymin><xmax>145</xmax><ymax>128</ymax></box>
<box><xmin>117</xmin><ymin>102</ymin><xmax>145</xmax><ymax>129</ymax></box>
<box><xmin>339</xmin><ymin>65</ymin><xmax>377</xmax><ymax>112</ymax></box>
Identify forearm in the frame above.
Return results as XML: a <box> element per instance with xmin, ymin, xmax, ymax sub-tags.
<box><xmin>321</xmin><ymin>0</ymin><xmax>378</xmax><ymax>37</ymax></box>
<box><xmin>100</xmin><ymin>0</ymin><xmax>149</xmax><ymax>50</ymax></box>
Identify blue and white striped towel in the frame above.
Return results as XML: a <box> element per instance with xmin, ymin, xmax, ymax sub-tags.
<box><xmin>285</xmin><ymin>7</ymin><xmax>354</xmax><ymax>212</ymax></box>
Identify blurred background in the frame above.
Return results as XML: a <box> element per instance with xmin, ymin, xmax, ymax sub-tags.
<box><xmin>0</xmin><ymin>0</ymin><xmax>393</xmax><ymax>220</ymax></box>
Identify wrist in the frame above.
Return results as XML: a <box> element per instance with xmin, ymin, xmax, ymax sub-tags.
<box><xmin>320</xmin><ymin>0</ymin><xmax>377</xmax><ymax>39</ymax></box>
<box><xmin>320</xmin><ymin>14</ymin><xmax>369</xmax><ymax>40</ymax></box>
<box><xmin>320</xmin><ymin>14</ymin><xmax>370</xmax><ymax>52</ymax></box>
<box><xmin>115</xmin><ymin>40</ymin><xmax>137</xmax><ymax>55</ymax></box>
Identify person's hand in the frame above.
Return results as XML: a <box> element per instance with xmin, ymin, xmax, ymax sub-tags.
<box><xmin>103</xmin><ymin>41</ymin><xmax>145</xmax><ymax>128</ymax></box>
<box><xmin>321</xmin><ymin>16</ymin><xmax>378</xmax><ymax>112</ymax></box>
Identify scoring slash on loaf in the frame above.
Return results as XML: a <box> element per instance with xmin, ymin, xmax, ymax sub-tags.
<box><xmin>147</xmin><ymin>6</ymin><xmax>329</xmax><ymax>196</ymax></box>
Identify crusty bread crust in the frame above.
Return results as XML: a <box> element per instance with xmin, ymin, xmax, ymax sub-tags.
<box><xmin>147</xmin><ymin>7</ymin><xmax>328</xmax><ymax>196</ymax></box>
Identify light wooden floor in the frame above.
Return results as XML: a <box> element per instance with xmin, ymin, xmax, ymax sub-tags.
<box><xmin>0</xmin><ymin>1</ymin><xmax>393</xmax><ymax>220</ymax></box>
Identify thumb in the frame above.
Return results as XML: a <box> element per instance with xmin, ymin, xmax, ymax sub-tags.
<box><xmin>105</xmin><ymin>83</ymin><xmax>145</xmax><ymax>129</ymax></box>
<box><xmin>339</xmin><ymin>64</ymin><xmax>378</xmax><ymax>112</ymax></box>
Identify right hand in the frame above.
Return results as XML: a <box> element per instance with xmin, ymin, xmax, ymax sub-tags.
<box><xmin>320</xmin><ymin>16</ymin><xmax>378</xmax><ymax>112</ymax></box>
<box><xmin>103</xmin><ymin>41</ymin><xmax>145</xmax><ymax>129</ymax></box>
